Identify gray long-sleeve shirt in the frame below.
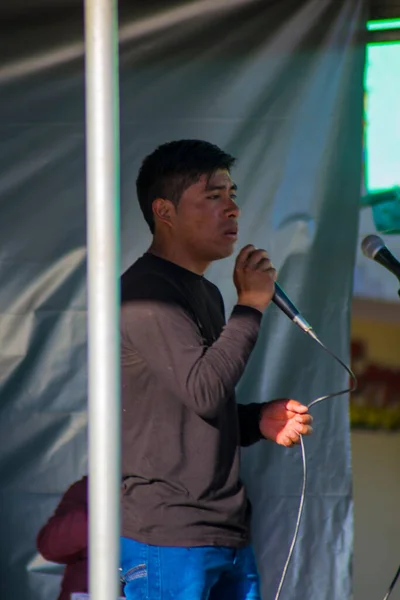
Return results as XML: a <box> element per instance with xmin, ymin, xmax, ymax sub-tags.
<box><xmin>120</xmin><ymin>253</ymin><xmax>264</xmax><ymax>547</ymax></box>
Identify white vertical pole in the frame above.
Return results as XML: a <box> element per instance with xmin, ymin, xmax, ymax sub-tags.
<box><xmin>84</xmin><ymin>0</ymin><xmax>121</xmax><ymax>599</ymax></box>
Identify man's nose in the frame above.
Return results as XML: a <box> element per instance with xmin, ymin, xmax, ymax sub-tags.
<box><xmin>225</xmin><ymin>197</ymin><xmax>240</xmax><ymax>218</ymax></box>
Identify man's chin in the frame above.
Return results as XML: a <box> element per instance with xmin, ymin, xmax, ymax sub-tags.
<box><xmin>212</xmin><ymin>245</ymin><xmax>236</xmax><ymax>261</ymax></box>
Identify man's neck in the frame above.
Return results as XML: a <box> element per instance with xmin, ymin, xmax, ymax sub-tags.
<box><xmin>148</xmin><ymin>239</ymin><xmax>209</xmax><ymax>276</ymax></box>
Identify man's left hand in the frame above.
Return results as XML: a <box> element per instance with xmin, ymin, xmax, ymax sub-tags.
<box><xmin>259</xmin><ymin>399</ymin><xmax>313</xmax><ymax>447</ymax></box>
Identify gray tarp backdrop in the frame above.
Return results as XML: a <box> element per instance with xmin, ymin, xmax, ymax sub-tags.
<box><xmin>0</xmin><ymin>1</ymin><xmax>366</xmax><ymax>598</ymax></box>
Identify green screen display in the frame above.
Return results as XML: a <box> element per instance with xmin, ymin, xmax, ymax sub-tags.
<box><xmin>364</xmin><ymin>40</ymin><xmax>400</xmax><ymax>192</ymax></box>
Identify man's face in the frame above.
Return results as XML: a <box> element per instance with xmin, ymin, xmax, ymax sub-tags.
<box><xmin>170</xmin><ymin>169</ymin><xmax>240</xmax><ymax>262</ymax></box>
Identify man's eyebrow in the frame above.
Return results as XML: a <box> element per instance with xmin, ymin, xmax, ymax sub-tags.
<box><xmin>205</xmin><ymin>182</ymin><xmax>238</xmax><ymax>191</ymax></box>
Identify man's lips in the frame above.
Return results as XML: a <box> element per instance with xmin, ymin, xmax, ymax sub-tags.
<box><xmin>223</xmin><ymin>225</ymin><xmax>238</xmax><ymax>238</ymax></box>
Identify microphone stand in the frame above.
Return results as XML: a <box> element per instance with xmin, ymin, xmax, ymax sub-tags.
<box><xmin>383</xmin><ymin>564</ymin><xmax>400</xmax><ymax>600</ymax></box>
<box><xmin>361</xmin><ymin>236</ymin><xmax>400</xmax><ymax>599</ymax></box>
<box><xmin>383</xmin><ymin>286</ymin><xmax>400</xmax><ymax>600</ymax></box>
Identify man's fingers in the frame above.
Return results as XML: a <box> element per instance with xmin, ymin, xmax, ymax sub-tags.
<box><xmin>282</xmin><ymin>436</ymin><xmax>296</xmax><ymax>447</ymax></box>
<box><xmin>281</xmin><ymin>418</ymin><xmax>314</xmax><ymax>446</ymax></box>
<box><xmin>283</xmin><ymin>433</ymin><xmax>300</xmax><ymax>448</ymax></box>
<box><xmin>236</xmin><ymin>247</ymin><xmax>276</xmax><ymax>275</ymax></box>
<box><xmin>270</xmin><ymin>267</ymin><xmax>278</xmax><ymax>281</ymax></box>
<box><xmin>235</xmin><ymin>245</ymin><xmax>256</xmax><ymax>269</ymax></box>
<box><xmin>295</xmin><ymin>414</ymin><xmax>313</xmax><ymax>425</ymax></box>
<box><xmin>280</xmin><ymin>429</ymin><xmax>301</xmax><ymax>446</ymax></box>
<box><xmin>288</xmin><ymin>430</ymin><xmax>301</xmax><ymax>444</ymax></box>
<box><xmin>246</xmin><ymin>249</ymin><xmax>269</xmax><ymax>269</ymax></box>
<box><xmin>294</xmin><ymin>423</ymin><xmax>313</xmax><ymax>436</ymax></box>
<box><xmin>257</xmin><ymin>260</ymin><xmax>277</xmax><ymax>278</ymax></box>
<box><xmin>286</xmin><ymin>399</ymin><xmax>309</xmax><ymax>414</ymax></box>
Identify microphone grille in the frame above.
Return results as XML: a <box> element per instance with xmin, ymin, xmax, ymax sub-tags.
<box><xmin>361</xmin><ymin>234</ymin><xmax>385</xmax><ymax>259</ymax></box>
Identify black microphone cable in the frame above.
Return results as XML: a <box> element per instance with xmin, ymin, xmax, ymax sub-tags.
<box><xmin>274</xmin><ymin>328</ymin><xmax>357</xmax><ymax>600</ymax></box>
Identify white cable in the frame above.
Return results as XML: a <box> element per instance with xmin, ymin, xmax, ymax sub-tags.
<box><xmin>274</xmin><ymin>331</ymin><xmax>357</xmax><ymax>600</ymax></box>
<box><xmin>274</xmin><ymin>435</ymin><xmax>307</xmax><ymax>600</ymax></box>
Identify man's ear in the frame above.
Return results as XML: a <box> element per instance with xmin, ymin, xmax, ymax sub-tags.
<box><xmin>152</xmin><ymin>198</ymin><xmax>175</xmax><ymax>227</ymax></box>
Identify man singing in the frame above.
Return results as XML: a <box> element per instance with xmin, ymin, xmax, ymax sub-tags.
<box><xmin>119</xmin><ymin>140</ymin><xmax>313</xmax><ymax>599</ymax></box>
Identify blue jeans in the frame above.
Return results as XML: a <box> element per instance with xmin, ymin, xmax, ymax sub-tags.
<box><xmin>120</xmin><ymin>537</ymin><xmax>261</xmax><ymax>600</ymax></box>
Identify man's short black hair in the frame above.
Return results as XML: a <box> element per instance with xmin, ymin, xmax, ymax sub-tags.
<box><xmin>136</xmin><ymin>139</ymin><xmax>236</xmax><ymax>233</ymax></box>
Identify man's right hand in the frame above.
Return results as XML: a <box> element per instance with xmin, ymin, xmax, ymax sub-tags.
<box><xmin>233</xmin><ymin>244</ymin><xmax>277</xmax><ymax>313</ymax></box>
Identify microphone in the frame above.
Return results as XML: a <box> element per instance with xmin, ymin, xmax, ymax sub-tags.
<box><xmin>273</xmin><ymin>283</ymin><xmax>317</xmax><ymax>339</ymax></box>
<box><xmin>361</xmin><ymin>235</ymin><xmax>400</xmax><ymax>282</ymax></box>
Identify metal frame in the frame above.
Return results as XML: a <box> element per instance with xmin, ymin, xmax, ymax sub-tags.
<box><xmin>84</xmin><ymin>0</ymin><xmax>121</xmax><ymax>598</ymax></box>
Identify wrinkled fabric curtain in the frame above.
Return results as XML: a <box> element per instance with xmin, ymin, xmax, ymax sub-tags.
<box><xmin>0</xmin><ymin>1</ymin><xmax>365</xmax><ymax>598</ymax></box>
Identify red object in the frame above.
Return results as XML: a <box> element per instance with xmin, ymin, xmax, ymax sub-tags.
<box><xmin>37</xmin><ymin>477</ymin><xmax>89</xmax><ymax>600</ymax></box>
